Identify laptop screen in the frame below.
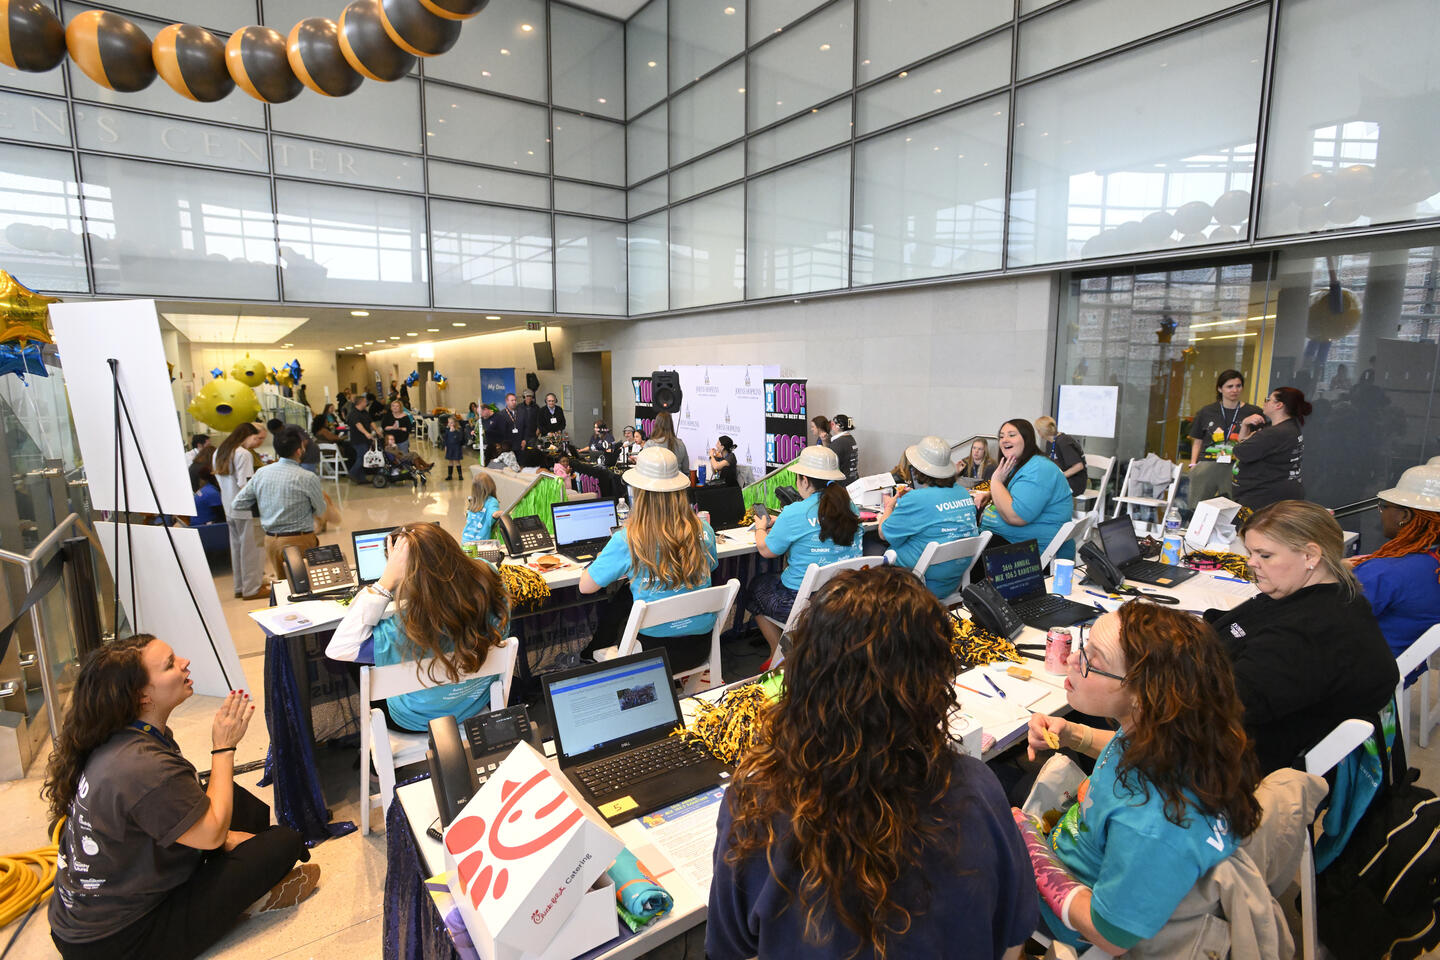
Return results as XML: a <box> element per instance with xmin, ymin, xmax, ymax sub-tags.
<box><xmin>544</xmin><ymin>651</ymin><xmax>681</xmax><ymax>762</ymax></box>
<box><xmin>986</xmin><ymin>539</ymin><xmax>1046</xmax><ymax>602</ymax></box>
<box><xmin>550</xmin><ymin>499</ymin><xmax>618</xmax><ymax>549</ymax></box>
<box><xmin>694</xmin><ymin>485</ymin><xmax>745</xmax><ymax>528</ymax></box>
<box><xmin>1097</xmin><ymin>517</ymin><xmax>1142</xmax><ymax>567</ymax></box>
<box><xmin>351</xmin><ymin>526</ymin><xmax>395</xmax><ymax>584</ymax></box>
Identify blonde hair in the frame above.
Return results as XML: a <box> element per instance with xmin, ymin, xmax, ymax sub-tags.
<box><xmin>626</xmin><ymin>488</ymin><xmax>710</xmax><ymax>590</ymax></box>
<box><xmin>1034</xmin><ymin>416</ymin><xmax>1058</xmax><ymax>439</ymax></box>
<box><xmin>467</xmin><ymin>472</ymin><xmax>497</xmax><ymax>512</ymax></box>
<box><xmin>1242</xmin><ymin>500</ymin><xmax>1359</xmax><ymax>599</ymax></box>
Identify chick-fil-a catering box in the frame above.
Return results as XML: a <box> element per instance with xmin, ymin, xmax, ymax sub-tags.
<box><xmin>443</xmin><ymin>742</ymin><xmax>621</xmax><ymax>960</ymax></box>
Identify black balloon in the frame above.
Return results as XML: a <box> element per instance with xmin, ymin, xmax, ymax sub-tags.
<box><xmin>153</xmin><ymin>23</ymin><xmax>233</xmax><ymax>102</ymax></box>
<box><xmin>225</xmin><ymin>25</ymin><xmax>303</xmax><ymax>103</ymax></box>
<box><xmin>380</xmin><ymin>0</ymin><xmax>461</xmax><ymax>57</ymax></box>
<box><xmin>66</xmin><ymin>10</ymin><xmax>155</xmax><ymax>92</ymax></box>
<box><xmin>287</xmin><ymin>18</ymin><xmax>362</xmax><ymax>97</ymax></box>
<box><xmin>338</xmin><ymin>0</ymin><xmax>415</xmax><ymax>82</ymax></box>
<box><xmin>416</xmin><ymin>0</ymin><xmax>489</xmax><ymax>20</ymax></box>
<box><xmin>0</xmin><ymin>0</ymin><xmax>66</xmax><ymax>72</ymax></box>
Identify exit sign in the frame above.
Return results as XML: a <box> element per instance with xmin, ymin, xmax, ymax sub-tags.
<box><xmin>525</xmin><ymin>321</ymin><xmax>542</xmax><ymax>331</ymax></box>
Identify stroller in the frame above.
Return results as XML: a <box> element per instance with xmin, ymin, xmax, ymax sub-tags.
<box><xmin>366</xmin><ymin>440</ymin><xmax>433</xmax><ymax>489</ymax></box>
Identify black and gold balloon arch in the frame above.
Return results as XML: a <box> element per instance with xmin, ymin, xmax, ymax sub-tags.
<box><xmin>0</xmin><ymin>0</ymin><xmax>489</xmax><ymax>104</ymax></box>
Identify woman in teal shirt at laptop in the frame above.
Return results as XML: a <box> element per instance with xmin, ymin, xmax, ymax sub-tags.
<box><xmin>974</xmin><ymin>419</ymin><xmax>1076</xmax><ymax>561</ymax></box>
<box><xmin>579</xmin><ymin>447</ymin><xmax>719</xmax><ymax>672</ymax></box>
<box><xmin>880</xmin><ymin>435</ymin><xmax>981</xmax><ymax>599</ymax></box>
<box><xmin>327</xmin><ymin>523</ymin><xmax>510</xmax><ymax>731</ymax></box>
<box><xmin>748</xmin><ymin>446</ymin><xmax>862</xmax><ymax>661</ymax></box>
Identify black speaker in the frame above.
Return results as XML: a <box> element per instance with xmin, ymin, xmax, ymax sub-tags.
<box><xmin>651</xmin><ymin>370</ymin><xmax>681</xmax><ymax>413</ymax></box>
<box><xmin>525</xmin><ymin>372</ymin><xmax>540</xmax><ymax>391</ymax></box>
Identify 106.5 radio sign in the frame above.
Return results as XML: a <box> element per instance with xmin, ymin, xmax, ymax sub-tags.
<box><xmin>764</xmin><ymin>378</ymin><xmax>808</xmax><ymax>469</ymax></box>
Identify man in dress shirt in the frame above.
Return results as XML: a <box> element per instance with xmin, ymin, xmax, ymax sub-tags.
<box><xmin>232</xmin><ymin>425</ymin><xmax>335</xmax><ymax>581</ymax></box>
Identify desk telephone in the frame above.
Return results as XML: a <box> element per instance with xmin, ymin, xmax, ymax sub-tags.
<box><xmin>282</xmin><ymin>544</ymin><xmax>357</xmax><ymax>597</ymax></box>
<box><xmin>960</xmin><ymin>579</ymin><xmax>1025</xmax><ymax>640</ymax></box>
<box><xmin>496</xmin><ymin>513</ymin><xmax>554</xmax><ymax>556</ymax></box>
<box><xmin>426</xmin><ymin>705</ymin><xmax>542</xmax><ymax>826</ymax></box>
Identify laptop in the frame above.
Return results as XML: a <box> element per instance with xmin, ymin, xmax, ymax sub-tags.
<box><xmin>694</xmin><ymin>485</ymin><xmax>746</xmax><ymax>530</ymax></box>
<box><xmin>541</xmin><ymin>649</ymin><xmax>731</xmax><ymax>825</ymax></box>
<box><xmin>351</xmin><ymin>521</ymin><xmax>444</xmax><ymax>586</ymax></box>
<box><xmin>1096</xmin><ymin>517</ymin><xmax>1199</xmax><ymax>587</ymax></box>
<box><xmin>986</xmin><ymin>539</ymin><xmax>1098</xmax><ymax>630</ymax></box>
<box><xmin>549</xmin><ymin>498</ymin><xmax>619</xmax><ymax>562</ymax></box>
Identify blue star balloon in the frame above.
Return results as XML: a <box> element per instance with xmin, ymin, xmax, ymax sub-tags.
<box><xmin>0</xmin><ymin>343</ymin><xmax>48</xmax><ymax>379</ymax></box>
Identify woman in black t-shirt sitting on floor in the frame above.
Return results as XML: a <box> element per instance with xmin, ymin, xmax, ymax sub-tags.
<box><xmin>44</xmin><ymin>635</ymin><xmax>317</xmax><ymax>960</ymax></box>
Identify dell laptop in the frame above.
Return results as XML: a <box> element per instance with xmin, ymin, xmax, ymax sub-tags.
<box><xmin>549</xmin><ymin>498</ymin><xmax>619</xmax><ymax>562</ymax></box>
<box><xmin>694</xmin><ymin>484</ymin><xmax>747</xmax><ymax>531</ymax></box>
<box><xmin>541</xmin><ymin>649</ymin><xmax>731</xmax><ymax>826</ymax></box>
<box><xmin>1096</xmin><ymin>517</ymin><xmax>1199</xmax><ymax>587</ymax></box>
<box><xmin>986</xmin><ymin>539</ymin><xmax>1097</xmax><ymax>630</ymax></box>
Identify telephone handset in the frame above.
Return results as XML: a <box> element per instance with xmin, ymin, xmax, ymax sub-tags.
<box><xmin>495</xmin><ymin>513</ymin><xmax>554</xmax><ymax>556</ymax></box>
<box><xmin>960</xmin><ymin>579</ymin><xmax>1025</xmax><ymax>640</ymax></box>
<box><xmin>282</xmin><ymin>543</ymin><xmax>356</xmax><ymax>597</ymax></box>
<box><xmin>1079</xmin><ymin>542</ymin><xmax>1125</xmax><ymax>592</ymax></box>
<box><xmin>426</xmin><ymin>705</ymin><xmax>542</xmax><ymax>826</ymax></box>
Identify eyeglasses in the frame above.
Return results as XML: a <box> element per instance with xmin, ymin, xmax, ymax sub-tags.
<box><xmin>1075</xmin><ymin>625</ymin><xmax>1126</xmax><ymax>682</ymax></box>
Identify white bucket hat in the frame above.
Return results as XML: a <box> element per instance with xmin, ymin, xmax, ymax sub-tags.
<box><xmin>905</xmin><ymin>435</ymin><xmax>955</xmax><ymax>479</ymax></box>
<box><xmin>1378</xmin><ymin>464</ymin><xmax>1440</xmax><ymax>513</ymax></box>
<box><xmin>791</xmin><ymin>445</ymin><xmax>846</xmax><ymax>482</ymax></box>
<box><xmin>623</xmin><ymin>446</ymin><xmax>691</xmax><ymax>492</ymax></box>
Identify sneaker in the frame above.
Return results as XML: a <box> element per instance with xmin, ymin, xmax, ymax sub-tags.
<box><xmin>253</xmin><ymin>863</ymin><xmax>321</xmax><ymax>914</ymax></box>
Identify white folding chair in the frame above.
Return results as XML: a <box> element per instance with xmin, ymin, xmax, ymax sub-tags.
<box><xmin>1073</xmin><ymin>454</ymin><xmax>1115</xmax><ymax>520</ymax></box>
<box><xmin>613</xmin><ymin>579</ymin><xmax>740</xmax><ymax>694</ymax></box>
<box><xmin>358</xmin><ymin>638</ymin><xmax>521</xmax><ymax>835</ymax></box>
<box><xmin>1297</xmin><ymin>718</ymin><xmax>1373</xmax><ymax>960</ymax></box>
<box><xmin>1040</xmin><ymin>514</ymin><xmax>1096</xmax><ymax>570</ymax></box>
<box><xmin>906</xmin><ymin>532</ymin><xmax>992</xmax><ymax>607</ymax></box>
<box><xmin>316</xmin><ymin>442</ymin><xmax>344</xmax><ymax>497</ymax></box>
<box><xmin>760</xmin><ymin>555</ymin><xmax>887</xmax><ymax>667</ymax></box>
<box><xmin>1111</xmin><ymin>459</ymin><xmax>1182</xmax><ymax>523</ymax></box>
<box><xmin>1396</xmin><ymin>623</ymin><xmax>1440</xmax><ymax>750</ymax></box>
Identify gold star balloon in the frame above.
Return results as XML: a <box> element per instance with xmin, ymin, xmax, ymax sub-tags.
<box><xmin>0</xmin><ymin>270</ymin><xmax>58</xmax><ymax>345</ymax></box>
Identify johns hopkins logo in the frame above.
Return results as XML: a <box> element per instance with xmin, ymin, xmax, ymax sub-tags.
<box><xmin>684</xmin><ymin>401</ymin><xmax>692</xmax><ymax>419</ymax></box>
<box><xmin>703</xmin><ymin>368</ymin><xmax>711</xmax><ymax>385</ymax></box>
<box><xmin>743</xmin><ymin>368</ymin><xmax>751</xmax><ymax>386</ymax></box>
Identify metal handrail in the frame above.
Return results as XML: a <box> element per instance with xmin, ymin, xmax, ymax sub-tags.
<box><xmin>0</xmin><ymin>511</ymin><xmax>81</xmax><ymax>566</ymax></box>
<box><xmin>1331</xmin><ymin>497</ymin><xmax>1380</xmax><ymax>520</ymax></box>
<box><xmin>0</xmin><ymin>511</ymin><xmax>81</xmax><ymax>739</ymax></box>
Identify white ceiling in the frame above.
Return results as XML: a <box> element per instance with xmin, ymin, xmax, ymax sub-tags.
<box><xmin>562</xmin><ymin>0</ymin><xmax>650</xmax><ymax>20</ymax></box>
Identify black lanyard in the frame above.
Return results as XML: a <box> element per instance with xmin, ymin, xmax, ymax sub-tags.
<box><xmin>1219</xmin><ymin>404</ymin><xmax>1242</xmax><ymax>438</ymax></box>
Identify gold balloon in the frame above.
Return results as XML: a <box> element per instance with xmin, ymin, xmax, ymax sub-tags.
<box><xmin>0</xmin><ymin>270</ymin><xmax>58</xmax><ymax>344</ymax></box>
<box><xmin>188</xmin><ymin>377</ymin><xmax>261</xmax><ymax>432</ymax></box>
<box><xmin>1306</xmin><ymin>288</ymin><xmax>1361</xmax><ymax>342</ymax></box>
<box><xmin>230</xmin><ymin>355</ymin><xmax>267</xmax><ymax>386</ymax></box>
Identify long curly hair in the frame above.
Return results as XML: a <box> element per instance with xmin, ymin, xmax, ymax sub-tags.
<box><xmin>723</xmin><ymin>565</ymin><xmax>962</xmax><ymax>959</ymax></box>
<box><xmin>626</xmin><ymin>488</ymin><xmax>711</xmax><ymax>591</ymax></box>
<box><xmin>1113</xmin><ymin>603</ymin><xmax>1262</xmax><ymax>837</ymax></box>
<box><xmin>1355</xmin><ymin>505</ymin><xmax>1440</xmax><ymax>584</ymax></box>
<box><xmin>392</xmin><ymin>523</ymin><xmax>509</xmax><ymax>684</ymax></box>
<box><xmin>42</xmin><ymin>634</ymin><xmax>156</xmax><ymax>822</ymax></box>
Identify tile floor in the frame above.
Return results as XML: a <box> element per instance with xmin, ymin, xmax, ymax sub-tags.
<box><xmin>1</xmin><ymin>446</ymin><xmax>1437</xmax><ymax>959</ymax></box>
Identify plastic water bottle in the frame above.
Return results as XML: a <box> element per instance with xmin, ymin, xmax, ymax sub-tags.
<box><xmin>1165</xmin><ymin>506</ymin><xmax>1182</xmax><ymax>536</ymax></box>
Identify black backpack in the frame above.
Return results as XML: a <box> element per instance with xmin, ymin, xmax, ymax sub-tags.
<box><xmin>1316</xmin><ymin>714</ymin><xmax>1440</xmax><ymax>960</ymax></box>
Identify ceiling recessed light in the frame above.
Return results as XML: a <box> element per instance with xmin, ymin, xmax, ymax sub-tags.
<box><xmin>406</xmin><ymin>332</ymin><xmax>418</xmax><ymax>336</ymax></box>
<box><xmin>520</xmin><ymin>23</ymin><xmax>532</xmax><ymax>31</ymax></box>
<box><xmin>818</xmin><ymin>43</ymin><xmax>830</xmax><ymax>51</ymax></box>
<box><xmin>163</xmin><ymin>313</ymin><xmax>306</xmax><ymax>344</ymax></box>
<box><xmin>427</xmin><ymin>328</ymin><xmax>439</xmax><ymax>332</ymax></box>
<box><xmin>485</xmin><ymin>315</ymin><xmax>502</xmax><ymax>320</ymax></box>
<box><xmin>737</xmin><ymin>87</ymin><xmax>745</xmax><ymax>93</ymax></box>
<box><xmin>389</xmin><ymin>336</ymin><xmax>400</xmax><ymax>340</ymax></box>
<box><xmin>452</xmin><ymin>322</ymin><xmax>467</xmax><ymax>327</ymax></box>
<box><xmin>281</xmin><ymin>342</ymin><xmax>292</xmax><ymax>347</ymax></box>
<box><xmin>647</xmin><ymin>60</ymin><xmax>656</xmax><ymax>68</ymax></box>
<box><xmin>500</xmin><ymin>47</ymin><xmax>510</xmax><ymax>55</ymax></box>
<box><xmin>898</xmin><ymin>71</ymin><xmax>908</xmax><ymax>78</ymax></box>
<box><xmin>597</xmin><ymin>97</ymin><xmax>607</xmax><ymax>103</ymax></box>
<box><xmin>350</xmin><ymin>309</ymin><xmax>369</xmax><ymax>317</ymax></box>
<box><xmin>365</xmin><ymin>341</ymin><xmax>374</xmax><ymax>344</ymax></box>
<box><xmin>723</xmin><ymin>6</ymin><xmax>735</xmax><ymax>13</ymax></box>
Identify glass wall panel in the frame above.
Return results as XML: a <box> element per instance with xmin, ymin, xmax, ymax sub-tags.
<box><xmin>260</xmin><ymin>0</ymin><xmax>343</xmax><ymax>27</ymax></box>
<box><xmin>275</xmin><ymin>180</ymin><xmax>426</xmax><ymax>305</ymax></box>
<box><xmin>271</xmin><ymin>77</ymin><xmax>421</xmax><ymax>152</ymax></box>
<box><xmin>628</xmin><ymin>211</ymin><xmax>668</xmax><ymax>314</ymax></box>
<box><xmin>553</xmin><ymin>113</ymin><xmax>625</xmax><ymax>186</ymax></box>
<box><xmin>122</xmin><ymin>0</ymin><xmax>247</xmax><ymax>32</ymax></box>
<box><xmin>670</xmin><ymin>184</ymin><xmax>744</xmax><ymax>308</ymax></box>
<box><xmin>627</xmin><ymin>0</ymin><xmax>668</xmax><ymax>118</ymax></box>
<box><xmin>274</xmin><ymin>137</ymin><xmax>424</xmax><ymax>192</ymax></box>
<box><xmin>1258</xmin><ymin>0</ymin><xmax>1440</xmax><ymax>237</ymax></box>
<box><xmin>747</xmin><ymin>99</ymin><xmax>850</xmax><ymax>174</ymax></box>
<box><xmin>1018</xmin><ymin>0</ymin><xmax>1238</xmax><ymax>79</ymax></box>
<box><xmin>427</xmin><ymin>88</ymin><xmax>549</xmax><ymax>173</ymax></box>
<box><xmin>853</xmin><ymin>94</ymin><xmax>1008</xmax><ymax>284</ymax></box>
<box><xmin>1007</xmin><ymin>10</ymin><xmax>1267</xmax><ymax>267</ymax></box>
<box><xmin>554</xmin><ymin>181</ymin><xmax>626</xmax><ymax>219</ymax></box>
<box><xmin>747</xmin><ymin>149</ymin><xmax>849</xmax><ymax>297</ymax></box>
<box><xmin>430</xmin><ymin>198</ymin><xmax>553</xmax><ymax>312</ymax></box>
<box><xmin>670</xmin><ymin>62</ymin><xmax>744</xmax><ymax>166</ymax></box>
<box><xmin>0</xmin><ymin>144</ymin><xmax>86</xmax><ymax>292</ymax></box>
<box><xmin>427</xmin><ymin>160</ymin><xmax>549</xmax><ymax>208</ymax></box>
<box><xmin>82</xmin><ymin>154</ymin><xmax>277</xmax><ymax>298</ymax></box>
<box><xmin>1020</xmin><ymin>0</ymin><xmax>1061</xmax><ymax>11</ymax></box>
<box><xmin>551</xmin><ymin>4</ymin><xmax>624</xmax><ymax>120</ymax></box>
<box><xmin>857</xmin><ymin>0</ymin><xmax>1011</xmax><ymax>83</ymax></box>
<box><xmin>673</xmin><ymin>144</ymin><xmax>743</xmax><ymax>202</ymax></box>
<box><xmin>750</xmin><ymin>0</ymin><xmax>828</xmax><ymax>43</ymax></box>
<box><xmin>424</xmin><ymin>0</ymin><xmax>547</xmax><ymax>100</ymax></box>
<box><xmin>747</xmin><ymin>3</ymin><xmax>853</xmax><ymax>130</ymax></box>
<box><xmin>0</xmin><ymin>60</ymin><xmax>66</xmax><ymax>97</ymax></box>
<box><xmin>628</xmin><ymin>105</ymin><xmax>667</xmax><ymax>185</ymax></box>
<box><xmin>0</xmin><ymin>90</ymin><xmax>69</xmax><ymax>147</ymax></box>
<box><xmin>670</xmin><ymin>0</ymin><xmax>744</xmax><ymax>90</ymax></box>
<box><xmin>73</xmin><ymin>105</ymin><xmax>269</xmax><ymax>173</ymax></box>
<box><xmin>856</xmin><ymin>30</ymin><xmax>1010</xmax><ymax>134</ymax></box>
<box><xmin>629</xmin><ymin>175</ymin><xmax>667</xmax><ymax>217</ymax></box>
<box><xmin>556</xmin><ymin>215</ymin><xmax>627</xmax><ymax>315</ymax></box>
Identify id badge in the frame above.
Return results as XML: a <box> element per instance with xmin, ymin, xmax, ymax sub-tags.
<box><xmin>1216</xmin><ymin>454</ymin><xmax>1232</xmax><ymax>464</ymax></box>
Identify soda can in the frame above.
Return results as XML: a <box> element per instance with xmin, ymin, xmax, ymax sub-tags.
<box><xmin>698</xmin><ymin>510</ymin><xmax>711</xmax><ymax>527</ymax></box>
<box><xmin>1045</xmin><ymin>627</ymin><xmax>1072</xmax><ymax>676</ymax></box>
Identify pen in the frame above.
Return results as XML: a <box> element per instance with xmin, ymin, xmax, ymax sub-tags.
<box><xmin>956</xmin><ymin>682</ymin><xmax>991</xmax><ymax>699</ymax></box>
<box><xmin>1212</xmin><ymin>575</ymin><xmax>1250</xmax><ymax>584</ymax></box>
<box><xmin>1093</xmin><ymin>601</ymin><xmax>1107</xmax><ymax>612</ymax></box>
<box><xmin>1085</xmin><ymin>589</ymin><xmax>1117</xmax><ymax>600</ymax></box>
<box><xmin>983</xmin><ymin>675</ymin><xmax>1008</xmax><ymax>699</ymax></box>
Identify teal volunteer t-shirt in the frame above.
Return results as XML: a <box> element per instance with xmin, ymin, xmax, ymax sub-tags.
<box><xmin>883</xmin><ymin>485</ymin><xmax>980</xmax><ymax>598</ymax></box>
<box><xmin>979</xmin><ymin>456</ymin><xmax>1075</xmax><ymax>560</ymax></box>
<box><xmin>764</xmin><ymin>491</ymin><xmax>863</xmax><ymax>590</ymax></box>
<box><xmin>588</xmin><ymin>524</ymin><xmax>719</xmax><ymax>636</ymax></box>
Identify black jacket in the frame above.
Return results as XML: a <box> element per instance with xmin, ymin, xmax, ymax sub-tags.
<box><xmin>539</xmin><ymin>404</ymin><xmax>567</xmax><ymax>435</ymax></box>
<box><xmin>1207</xmin><ymin>582</ymin><xmax>1397</xmax><ymax>774</ymax></box>
<box><xmin>515</xmin><ymin>403</ymin><xmax>539</xmax><ymax>443</ymax></box>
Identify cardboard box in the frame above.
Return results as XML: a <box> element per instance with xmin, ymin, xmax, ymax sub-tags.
<box><xmin>444</xmin><ymin>742</ymin><xmax>622</xmax><ymax>960</ymax></box>
<box><xmin>1186</xmin><ymin>497</ymin><xmax>1242</xmax><ymax>551</ymax></box>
